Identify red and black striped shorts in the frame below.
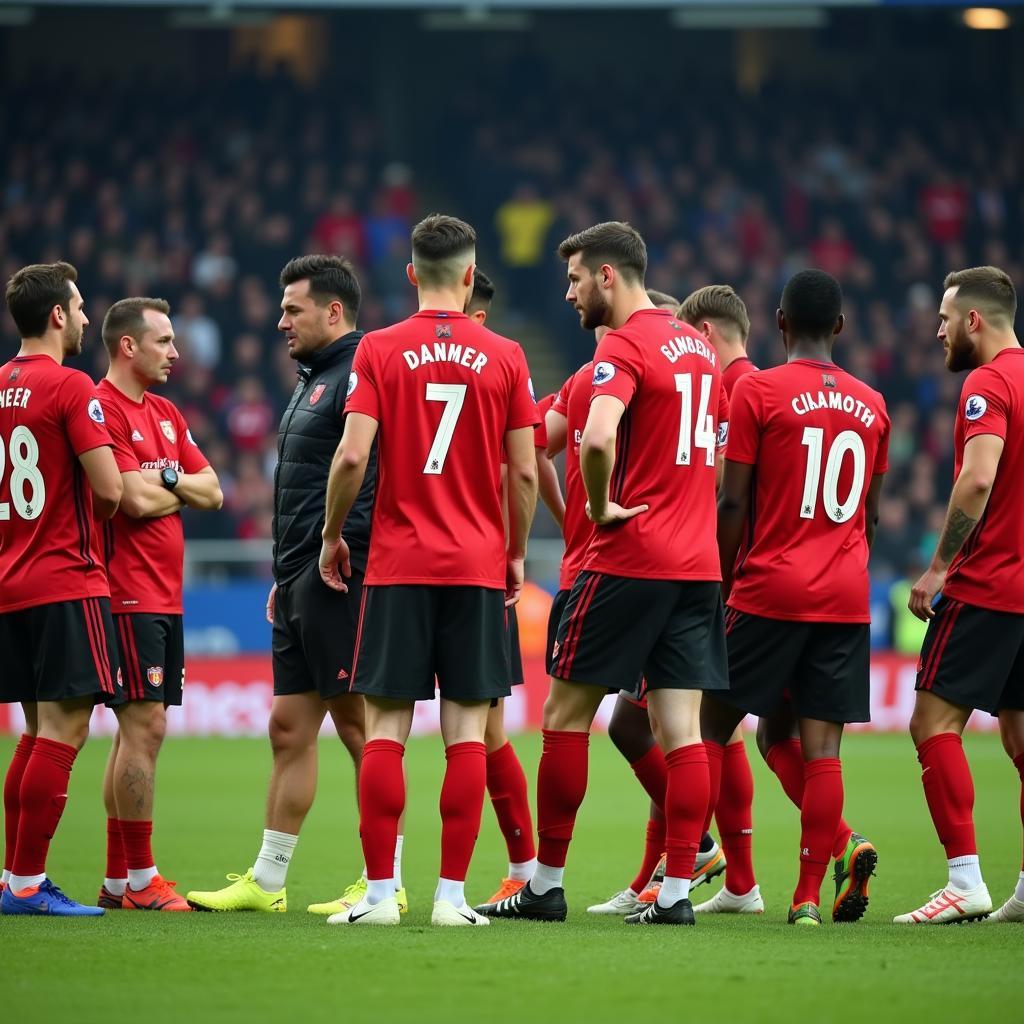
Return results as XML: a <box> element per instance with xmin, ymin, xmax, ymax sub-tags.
<box><xmin>0</xmin><ymin>597</ymin><xmax>121</xmax><ymax>705</ymax></box>
<box><xmin>916</xmin><ymin>596</ymin><xmax>1024</xmax><ymax>715</ymax></box>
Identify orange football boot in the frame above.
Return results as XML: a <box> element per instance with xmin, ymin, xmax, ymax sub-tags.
<box><xmin>122</xmin><ymin>875</ymin><xmax>191</xmax><ymax>911</ymax></box>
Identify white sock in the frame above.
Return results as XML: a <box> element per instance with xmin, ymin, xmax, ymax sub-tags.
<box><xmin>530</xmin><ymin>862</ymin><xmax>564</xmax><ymax>895</ymax></box>
<box><xmin>1015</xmin><ymin>871</ymin><xmax>1024</xmax><ymax>903</ymax></box>
<box><xmin>508</xmin><ymin>858</ymin><xmax>537</xmax><ymax>882</ymax></box>
<box><xmin>393</xmin><ymin>835</ymin><xmax>404</xmax><ymax>890</ymax></box>
<box><xmin>104</xmin><ymin>877</ymin><xmax>128</xmax><ymax>896</ymax></box>
<box><xmin>128</xmin><ymin>866</ymin><xmax>158</xmax><ymax>891</ymax></box>
<box><xmin>253</xmin><ymin>829</ymin><xmax>297</xmax><ymax>892</ymax></box>
<box><xmin>1</xmin><ymin>869</ymin><xmax>10</xmax><ymax>885</ymax></box>
<box><xmin>657</xmin><ymin>875</ymin><xmax>691</xmax><ymax>907</ymax></box>
<box><xmin>9</xmin><ymin>872</ymin><xmax>46</xmax><ymax>893</ymax></box>
<box><xmin>948</xmin><ymin>855</ymin><xmax>982</xmax><ymax>891</ymax></box>
<box><xmin>435</xmin><ymin>877</ymin><xmax>465</xmax><ymax>907</ymax></box>
<box><xmin>366</xmin><ymin>878</ymin><xmax>393</xmax><ymax>905</ymax></box>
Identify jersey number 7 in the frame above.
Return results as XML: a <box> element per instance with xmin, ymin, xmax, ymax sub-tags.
<box><xmin>422</xmin><ymin>383</ymin><xmax>467</xmax><ymax>475</ymax></box>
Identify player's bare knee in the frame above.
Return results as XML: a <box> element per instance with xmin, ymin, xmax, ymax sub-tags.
<box><xmin>268</xmin><ymin>712</ymin><xmax>311</xmax><ymax>756</ymax></box>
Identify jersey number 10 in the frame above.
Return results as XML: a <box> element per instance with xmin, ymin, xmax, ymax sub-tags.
<box><xmin>799</xmin><ymin>427</ymin><xmax>866</xmax><ymax>523</ymax></box>
<box><xmin>0</xmin><ymin>426</ymin><xmax>45</xmax><ymax>522</ymax></box>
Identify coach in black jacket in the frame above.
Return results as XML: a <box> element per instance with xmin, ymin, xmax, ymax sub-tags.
<box><xmin>188</xmin><ymin>254</ymin><xmax>377</xmax><ymax>914</ymax></box>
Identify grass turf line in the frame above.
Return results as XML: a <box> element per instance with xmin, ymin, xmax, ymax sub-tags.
<box><xmin>0</xmin><ymin>732</ymin><xmax>1020</xmax><ymax>1023</ymax></box>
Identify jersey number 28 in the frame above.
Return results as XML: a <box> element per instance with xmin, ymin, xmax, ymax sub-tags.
<box><xmin>0</xmin><ymin>426</ymin><xmax>46</xmax><ymax>521</ymax></box>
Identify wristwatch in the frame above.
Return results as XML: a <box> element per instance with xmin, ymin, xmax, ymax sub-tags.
<box><xmin>160</xmin><ymin>467</ymin><xmax>180</xmax><ymax>491</ymax></box>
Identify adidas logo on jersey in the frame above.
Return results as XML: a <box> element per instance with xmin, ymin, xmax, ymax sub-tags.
<box><xmin>132</xmin><ymin>429</ymin><xmax>144</xmax><ymax>442</ymax></box>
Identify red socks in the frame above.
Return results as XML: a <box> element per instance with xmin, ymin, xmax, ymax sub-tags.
<box><xmin>106</xmin><ymin>818</ymin><xmax>127</xmax><ymax>879</ymax></box>
<box><xmin>1015</xmin><ymin>752</ymin><xmax>1024</xmax><ymax>871</ymax></box>
<box><xmin>440</xmin><ymin>741</ymin><xmax>487</xmax><ymax>881</ymax></box>
<box><xmin>359</xmin><ymin>738</ymin><xmax>406</xmax><ymax>880</ymax></box>
<box><xmin>11</xmin><ymin>737</ymin><xmax>77</xmax><ymax>878</ymax></box>
<box><xmin>766</xmin><ymin>738</ymin><xmax>853</xmax><ymax>859</ymax></box>
<box><xmin>629</xmin><ymin>811</ymin><xmax>666</xmax><ymax>895</ymax></box>
<box><xmin>794</xmin><ymin>757</ymin><xmax>844</xmax><ymax>906</ymax></box>
<box><xmin>917</xmin><ymin>732</ymin><xmax>977</xmax><ymax>860</ymax></box>
<box><xmin>3</xmin><ymin>734</ymin><xmax>35</xmax><ymax>873</ymax></box>
<box><xmin>486</xmin><ymin>742</ymin><xmax>536</xmax><ymax>864</ymax></box>
<box><xmin>702</xmin><ymin>741</ymin><xmax>724</xmax><ymax>834</ymax></box>
<box><xmin>629</xmin><ymin>744</ymin><xmax>668</xmax><ymax>811</ymax></box>
<box><xmin>536</xmin><ymin>729</ymin><xmax>589</xmax><ymax>868</ymax></box>
<box><xmin>718</xmin><ymin>740</ymin><xmax>756</xmax><ymax>895</ymax></box>
<box><xmin>664</xmin><ymin>743</ymin><xmax>710</xmax><ymax>880</ymax></box>
<box><xmin>120</xmin><ymin>819</ymin><xmax>154</xmax><ymax>871</ymax></box>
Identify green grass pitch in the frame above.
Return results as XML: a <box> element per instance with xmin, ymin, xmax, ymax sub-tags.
<box><xmin>0</xmin><ymin>732</ymin><xmax>1020</xmax><ymax>1023</ymax></box>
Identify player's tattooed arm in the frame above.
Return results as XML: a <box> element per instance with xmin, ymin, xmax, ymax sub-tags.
<box><xmin>936</xmin><ymin>506</ymin><xmax>979</xmax><ymax>564</ymax></box>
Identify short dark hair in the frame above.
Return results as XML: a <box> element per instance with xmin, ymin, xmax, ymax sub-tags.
<box><xmin>677</xmin><ymin>284</ymin><xmax>751</xmax><ymax>341</ymax></box>
<box><xmin>411</xmin><ymin>214</ymin><xmax>477</xmax><ymax>289</ymax></box>
<box><xmin>646</xmin><ymin>289</ymin><xmax>679</xmax><ymax>310</ymax></box>
<box><xmin>279</xmin><ymin>254</ymin><xmax>361</xmax><ymax>323</ymax></box>
<box><xmin>780</xmin><ymin>269</ymin><xmax>843</xmax><ymax>337</ymax></box>
<box><xmin>5</xmin><ymin>261</ymin><xmax>78</xmax><ymax>339</ymax></box>
<box><xmin>467</xmin><ymin>268</ymin><xmax>496</xmax><ymax>314</ymax></box>
<box><xmin>101</xmin><ymin>297</ymin><xmax>171</xmax><ymax>356</ymax></box>
<box><xmin>944</xmin><ymin>266</ymin><xmax>1016</xmax><ymax>326</ymax></box>
<box><xmin>557</xmin><ymin>222</ymin><xmax>647</xmax><ymax>284</ymax></box>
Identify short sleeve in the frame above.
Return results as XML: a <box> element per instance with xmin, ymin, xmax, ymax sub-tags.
<box><xmin>175</xmin><ymin>406</ymin><xmax>209</xmax><ymax>474</ymax></box>
<box><xmin>873</xmin><ymin>399</ymin><xmax>890</xmax><ymax>475</ymax></box>
<box><xmin>343</xmin><ymin>336</ymin><xmax>381</xmax><ymax>421</ymax></box>
<box><xmin>506</xmin><ymin>344</ymin><xmax>540</xmax><ymax>432</ymax></box>
<box><xmin>723</xmin><ymin>373</ymin><xmax>761</xmax><ymax>465</ymax></box>
<box><xmin>590</xmin><ymin>330</ymin><xmax>640</xmax><ymax>408</ymax></box>
<box><xmin>60</xmin><ymin>373</ymin><xmax>112</xmax><ymax>456</ymax></box>
<box><xmin>534</xmin><ymin>393</ymin><xmax>555</xmax><ymax>450</ymax></box>
<box><xmin>716</xmin><ymin>384</ymin><xmax>730</xmax><ymax>450</ymax></box>
<box><xmin>101</xmin><ymin>398</ymin><xmax>140</xmax><ymax>473</ymax></box>
<box><xmin>552</xmin><ymin>372</ymin><xmax>574</xmax><ymax>417</ymax></box>
<box><xmin>960</xmin><ymin>369</ymin><xmax>1009</xmax><ymax>444</ymax></box>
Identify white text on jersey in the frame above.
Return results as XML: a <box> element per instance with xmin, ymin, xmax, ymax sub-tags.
<box><xmin>660</xmin><ymin>336</ymin><xmax>717</xmax><ymax>367</ymax></box>
<box><xmin>403</xmin><ymin>343</ymin><xmax>488</xmax><ymax>375</ymax></box>
<box><xmin>791</xmin><ymin>390</ymin><xmax>877</xmax><ymax>428</ymax></box>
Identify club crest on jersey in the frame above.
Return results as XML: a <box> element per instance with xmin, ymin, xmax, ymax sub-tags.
<box><xmin>159</xmin><ymin>419</ymin><xmax>176</xmax><ymax>442</ymax></box>
<box><xmin>7</xmin><ymin>367</ymin><xmax>20</xmax><ymax>383</ymax></box>
<box><xmin>593</xmin><ymin>361</ymin><xmax>616</xmax><ymax>385</ymax></box>
<box><xmin>131</xmin><ymin>429</ymin><xmax>144</xmax><ymax>442</ymax></box>
<box><xmin>436</xmin><ymin>323</ymin><xmax>452</xmax><ymax>339</ymax></box>
<box><xmin>965</xmin><ymin>394</ymin><xmax>987</xmax><ymax>421</ymax></box>
<box><xmin>88</xmin><ymin>398</ymin><xmax>105</xmax><ymax>424</ymax></box>
<box><xmin>822</xmin><ymin>373</ymin><xmax>837</xmax><ymax>388</ymax></box>
<box><xmin>147</xmin><ymin>666</ymin><xmax>164</xmax><ymax>687</ymax></box>
<box><xmin>309</xmin><ymin>383</ymin><xmax>327</xmax><ymax>406</ymax></box>
<box><xmin>346</xmin><ymin>372</ymin><xmax>358</xmax><ymax>398</ymax></box>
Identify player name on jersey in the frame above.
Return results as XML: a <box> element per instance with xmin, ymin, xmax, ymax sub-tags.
<box><xmin>660</xmin><ymin>334</ymin><xmax>717</xmax><ymax>367</ymax></box>
<box><xmin>402</xmin><ymin>342</ymin><xmax>488</xmax><ymax>374</ymax></box>
<box><xmin>791</xmin><ymin>388</ymin><xmax>879</xmax><ymax>427</ymax></box>
<box><xmin>0</xmin><ymin>386</ymin><xmax>31</xmax><ymax>408</ymax></box>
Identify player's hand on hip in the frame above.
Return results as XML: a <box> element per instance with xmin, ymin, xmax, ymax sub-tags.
<box><xmin>909</xmin><ymin>567</ymin><xmax>945</xmax><ymax>621</ymax></box>
<box><xmin>586</xmin><ymin>500</ymin><xmax>649</xmax><ymax>526</ymax></box>
<box><xmin>266</xmin><ymin>583</ymin><xmax>277</xmax><ymax>624</ymax></box>
<box><xmin>505</xmin><ymin>555</ymin><xmax>525</xmax><ymax>608</ymax></box>
<box><xmin>319</xmin><ymin>536</ymin><xmax>352</xmax><ymax>593</ymax></box>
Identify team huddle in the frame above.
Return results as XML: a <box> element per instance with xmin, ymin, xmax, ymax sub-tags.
<box><xmin>1</xmin><ymin>215</ymin><xmax>1023</xmax><ymax>929</ymax></box>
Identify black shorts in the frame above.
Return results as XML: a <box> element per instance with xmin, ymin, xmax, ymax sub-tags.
<box><xmin>273</xmin><ymin>562</ymin><xmax>364</xmax><ymax>700</ymax></box>
<box><xmin>550</xmin><ymin>572</ymin><xmax>728</xmax><ymax>693</ymax></box>
<box><xmin>0</xmin><ymin>597</ymin><xmax>122</xmax><ymax>706</ymax></box>
<box><xmin>546</xmin><ymin>589</ymin><xmax>570</xmax><ymax>675</ymax></box>
<box><xmin>917</xmin><ymin>596</ymin><xmax>1024</xmax><ymax>715</ymax></box>
<box><xmin>719</xmin><ymin>609</ymin><xmax>870</xmax><ymax>724</ymax></box>
<box><xmin>505</xmin><ymin>604</ymin><xmax>524</xmax><ymax>687</ymax></box>
<box><xmin>351</xmin><ymin>584</ymin><xmax>510</xmax><ymax>703</ymax></box>
<box><xmin>109</xmin><ymin>613</ymin><xmax>185</xmax><ymax>707</ymax></box>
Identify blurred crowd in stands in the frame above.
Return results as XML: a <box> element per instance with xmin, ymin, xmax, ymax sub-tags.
<box><xmin>2</xmin><ymin>66</ymin><xmax>1022</xmax><ymax>644</ymax></box>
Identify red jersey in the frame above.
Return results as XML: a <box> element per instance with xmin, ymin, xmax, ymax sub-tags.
<box><xmin>584</xmin><ymin>309</ymin><xmax>728</xmax><ymax>580</ymax></box>
<box><xmin>943</xmin><ymin>348</ymin><xmax>1024</xmax><ymax>613</ymax></box>
<box><xmin>553</xmin><ymin>362</ymin><xmax>595</xmax><ymax>591</ymax></box>
<box><xmin>0</xmin><ymin>354</ymin><xmax>112</xmax><ymax>612</ymax></box>
<box><xmin>96</xmin><ymin>380</ymin><xmax>209</xmax><ymax>614</ymax></box>
<box><xmin>725</xmin><ymin>359</ymin><xmax>890</xmax><ymax>622</ymax></box>
<box><xmin>345</xmin><ymin>310</ymin><xmax>538</xmax><ymax>588</ymax></box>
<box><xmin>723</xmin><ymin>356</ymin><xmax>757</xmax><ymax>398</ymax></box>
<box><xmin>534</xmin><ymin>392</ymin><xmax>554</xmax><ymax>450</ymax></box>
